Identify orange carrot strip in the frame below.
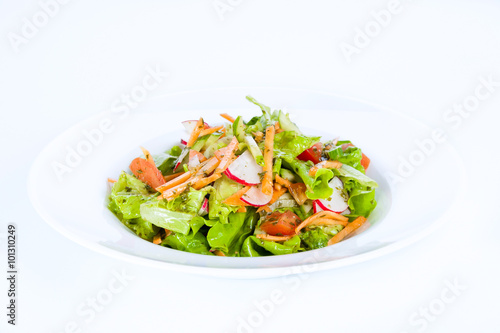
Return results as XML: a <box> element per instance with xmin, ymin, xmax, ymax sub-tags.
<box><xmin>256</xmin><ymin>205</ymin><xmax>272</xmax><ymax>213</ymax></box>
<box><xmin>237</xmin><ymin>206</ymin><xmax>247</xmax><ymax>213</ymax></box>
<box><xmin>268</xmin><ymin>187</ymin><xmax>287</xmax><ymax>205</ymax></box>
<box><xmin>140</xmin><ymin>146</ymin><xmax>155</xmax><ymax>164</ymax></box>
<box><xmin>220</xmin><ymin>113</ymin><xmax>235</xmax><ymax>123</ymax></box>
<box><xmin>192</xmin><ymin>173</ymin><xmax>222</xmax><ymax>190</ymax></box>
<box><xmin>307</xmin><ymin>218</ymin><xmax>348</xmax><ymax>227</ymax></box>
<box><xmin>214</xmin><ymin>147</ymin><xmax>228</xmax><ymax>161</ymax></box>
<box><xmin>189</xmin><ymin>150</ymin><xmax>208</xmax><ymax>163</ymax></box>
<box><xmin>186</xmin><ymin>117</ymin><xmax>204</xmax><ymax>147</ymax></box>
<box><xmin>152</xmin><ymin>233</ymin><xmax>162</xmax><ymax>245</ymax></box>
<box><xmin>161</xmin><ymin>175</ymin><xmax>203</xmax><ymax>200</ymax></box>
<box><xmin>214</xmin><ymin>250</ymin><xmax>226</xmax><ymax>256</ymax></box>
<box><xmin>275</xmin><ymin>121</ymin><xmax>280</xmax><ymax>130</ymax></box>
<box><xmin>215</xmin><ymin>137</ymin><xmax>239</xmax><ymax>174</ymax></box>
<box><xmin>163</xmin><ymin>171</ymin><xmax>185</xmax><ymax>182</ymax></box>
<box><xmin>274</xmin><ymin>183</ymin><xmax>282</xmax><ymax>191</ymax></box>
<box><xmin>262</xmin><ymin>126</ymin><xmax>275</xmax><ymax>196</ymax></box>
<box><xmin>309</xmin><ymin>160</ymin><xmax>343</xmax><ymax>177</ymax></box>
<box><xmin>164</xmin><ymin>229</ymin><xmax>172</xmax><ymax>237</ymax></box>
<box><xmin>156</xmin><ymin>171</ymin><xmax>193</xmax><ymax>192</ymax></box>
<box><xmin>275</xmin><ymin>174</ymin><xmax>292</xmax><ymax>188</ymax></box>
<box><xmin>256</xmin><ymin>234</ymin><xmax>294</xmax><ymax>242</ymax></box>
<box><xmin>107</xmin><ymin>178</ymin><xmax>117</xmax><ymax>183</ymax></box>
<box><xmin>328</xmin><ymin>216</ymin><xmax>367</xmax><ymax>246</ymax></box>
<box><xmin>223</xmin><ymin>186</ymin><xmax>251</xmax><ymax>206</ymax></box>
<box><xmin>276</xmin><ymin>129</ymin><xmax>284</xmax><ymax>134</ymax></box>
<box><xmin>195</xmin><ymin>157</ymin><xmax>220</xmax><ymax>176</ymax></box>
<box><xmin>295</xmin><ymin>211</ymin><xmax>349</xmax><ymax>234</ymax></box>
<box><xmin>199</xmin><ymin>125</ymin><xmax>224</xmax><ymax>137</ymax></box>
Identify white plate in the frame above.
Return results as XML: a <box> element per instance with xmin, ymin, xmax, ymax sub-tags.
<box><xmin>28</xmin><ymin>88</ymin><xmax>465</xmax><ymax>278</ymax></box>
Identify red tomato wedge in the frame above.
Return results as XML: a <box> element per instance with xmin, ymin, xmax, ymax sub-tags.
<box><xmin>129</xmin><ymin>157</ymin><xmax>166</xmax><ymax>189</ymax></box>
<box><xmin>297</xmin><ymin>143</ymin><xmax>323</xmax><ymax>164</ymax></box>
<box><xmin>342</xmin><ymin>143</ymin><xmax>370</xmax><ymax>170</ymax></box>
<box><xmin>260</xmin><ymin>211</ymin><xmax>302</xmax><ymax>236</ymax></box>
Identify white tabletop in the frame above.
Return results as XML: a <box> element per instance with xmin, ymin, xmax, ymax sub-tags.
<box><xmin>1</xmin><ymin>0</ymin><xmax>499</xmax><ymax>332</ymax></box>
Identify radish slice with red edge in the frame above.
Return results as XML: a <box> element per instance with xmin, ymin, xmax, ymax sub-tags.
<box><xmin>241</xmin><ymin>184</ymin><xmax>272</xmax><ymax>207</ymax></box>
<box><xmin>181</xmin><ymin>120</ymin><xmax>210</xmax><ymax>146</ymax></box>
<box><xmin>314</xmin><ymin>177</ymin><xmax>349</xmax><ymax>213</ymax></box>
<box><xmin>198</xmin><ymin>198</ymin><xmax>209</xmax><ymax>216</ymax></box>
<box><xmin>224</xmin><ymin>150</ymin><xmax>263</xmax><ymax>186</ymax></box>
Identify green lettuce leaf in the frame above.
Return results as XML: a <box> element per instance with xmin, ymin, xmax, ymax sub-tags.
<box><xmin>240</xmin><ymin>235</ymin><xmax>301</xmax><ymax>257</ymax></box>
<box><xmin>153</xmin><ymin>145</ymin><xmax>182</xmax><ymax>175</ymax></box>
<box><xmin>208</xmin><ymin>175</ymin><xmax>241</xmax><ymax>224</ymax></box>
<box><xmin>281</xmin><ymin>155</ymin><xmax>334</xmax><ymax>200</ymax></box>
<box><xmin>207</xmin><ymin>209</ymin><xmax>258</xmax><ymax>255</ymax></box>
<box><xmin>161</xmin><ymin>231</ymin><xmax>213</xmax><ymax>255</ymax></box>
<box><xmin>140</xmin><ymin>201</ymin><xmax>194</xmax><ymax>235</ymax></box>
<box><xmin>334</xmin><ymin>164</ymin><xmax>378</xmax><ymax>217</ymax></box>
<box><xmin>165</xmin><ymin>188</ymin><xmax>208</xmax><ymax>215</ymax></box>
<box><xmin>108</xmin><ymin>199</ymin><xmax>158</xmax><ymax>241</ymax></box>
<box><xmin>327</xmin><ymin>146</ymin><xmax>364</xmax><ymax>173</ymax></box>
<box><xmin>274</xmin><ymin>131</ymin><xmax>320</xmax><ymax>158</ymax></box>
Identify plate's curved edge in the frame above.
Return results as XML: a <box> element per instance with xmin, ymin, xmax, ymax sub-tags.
<box><xmin>27</xmin><ymin>87</ymin><xmax>467</xmax><ymax>279</ymax></box>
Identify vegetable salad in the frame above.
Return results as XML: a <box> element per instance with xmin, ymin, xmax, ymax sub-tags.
<box><xmin>107</xmin><ymin>96</ymin><xmax>378</xmax><ymax>256</ymax></box>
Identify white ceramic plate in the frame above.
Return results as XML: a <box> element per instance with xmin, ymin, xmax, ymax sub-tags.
<box><xmin>28</xmin><ymin>88</ymin><xmax>465</xmax><ymax>278</ymax></box>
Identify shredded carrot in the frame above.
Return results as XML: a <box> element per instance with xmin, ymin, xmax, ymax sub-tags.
<box><xmin>163</xmin><ymin>171</ymin><xmax>185</xmax><ymax>182</ymax></box>
<box><xmin>309</xmin><ymin>160</ymin><xmax>343</xmax><ymax>177</ymax></box>
<box><xmin>328</xmin><ymin>216</ymin><xmax>367</xmax><ymax>246</ymax></box>
<box><xmin>199</xmin><ymin>125</ymin><xmax>224</xmax><ymax>137</ymax></box>
<box><xmin>268</xmin><ymin>187</ymin><xmax>287</xmax><ymax>205</ymax></box>
<box><xmin>107</xmin><ymin>178</ymin><xmax>117</xmax><ymax>183</ymax></box>
<box><xmin>256</xmin><ymin>205</ymin><xmax>272</xmax><ymax>213</ymax></box>
<box><xmin>215</xmin><ymin>137</ymin><xmax>239</xmax><ymax>174</ymax></box>
<box><xmin>306</xmin><ymin>218</ymin><xmax>348</xmax><ymax>227</ymax></box>
<box><xmin>193</xmin><ymin>173</ymin><xmax>222</xmax><ymax>190</ymax></box>
<box><xmin>295</xmin><ymin>211</ymin><xmax>349</xmax><ymax>234</ymax></box>
<box><xmin>275</xmin><ymin>121</ymin><xmax>280</xmax><ymax>130</ymax></box>
<box><xmin>140</xmin><ymin>146</ymin><xmax>155</xmax><ymax>164</ymax></box>
<box><xmin>220</xmin><ymin>113</ymin><xmax>235</xmax><ymax>123</ymax></box>
<box><xmin>156</xmin><ymin>171</ymin><xmax>193</xmax><ymax>193</ymax></box>
<box><xmin>186</xmin><ymin>117</ymin><xmax>204</xmax><ymax>147</ymax></box>
<box><xmin>275</xmin><ymin>175</ymin><xmax>307</xmax><ymax>205</ymax></box>
<box><xmin>164</xmin><ymin>229</ymin><xmax>172</xmax><ymax>237</ymax></box>
<box><xmin>256</xmin><ymin>234</ymin><xmax>294</xmax><ymax>242</ymax></box>
<box><xmin>276</xmin><ymin>129</ymin><xmax>284</xmax><ymax>134</ymax></box>
<box><xmin>195</xmin><ymin>157</ymin><xmax>220</xmax><ymax>177</ymax></box>
<box><xmin>214</xmin><ymin>250</ymin><xmax>226</xmax><ymax>256</ymax></box>
<box><xmin>262</xmin><ymin>126</ymin><xmax>275</xmax><ymax>196</ymax></box>
<box><xmin>189</xmin><ymin>150</ymin><xmax>207</xmax><ymax>163</ymax></box>
<box><xmin>223</xmin><ymin>186</ymin><xmax>251</xmax><ymax>206</ymax></box>
<box><xmin>274</xmin><ymin>183</ymin><xmax>282</xmax><ymax>191</ymax></box>
<box><xmin>253</xmin><ymin>131</ymin><xmax>264</xmax><ymax>143</ymax></box>
<box><xmin>152</xmin><ymin>233</ymin><xmax>162</xmax><ymax>245</ymax></box>
<box><xmin>214</xmin><ymin>147</ymin><xmax>228</xmax><ymax>161</ymax></box>
<box><xmin>275</xmin><ymin>174</ymin><xmax>292</xmax><ymax>188</ymax></box>
<box><xmin>161</xmin><ymin>175</ymin><xmax>204</xmax><ymax>201</ymax></box>
<box><xmin>237</xmin><ymin>206</ymin><xmax>247</xmax><ymax>213</ymax></box>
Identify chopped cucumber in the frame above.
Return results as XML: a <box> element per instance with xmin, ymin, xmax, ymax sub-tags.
<box><xmin>233</xmin><ymin>116</ymin><xmax>246</xmax><ymax>142</ymax></box>
<box><xmin>244</xmin><ymin>135</ymin><xmax>264</xmax><ymax>166</ymax></box>
<box><xmin>280</xmin><ymin>168</ymin><xmax>299</xmax><ymax>183</ymax></box>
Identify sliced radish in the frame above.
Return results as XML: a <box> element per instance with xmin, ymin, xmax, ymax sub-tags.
<box><xmin>198</xmin><ymin>198</ymin><xmax>209</xmax><ymax>216</ymax></box>
<box><xmin>241</xmin><ymin>185</ymin><xmax>273</xmax><ymax>207</ymax></box>
<box><xmin>224</xmin><ymin>150</ymin><xmax>263</xmax><ymax>186</ymax></box>
<box><xmin>341</xmin><ymin>208</ymin><xmax>351</xmax><ymax>216</ymax></box>
<box><xmin>188</xmin><ymin>155</ymin><xmax>200</xmax><ymax>169</ymax></box>
<box><xmin>315</xmin><ymin>177</ymin><xmax>349</xmax><ymax>213</ymax></box>
<box><xmin>313</xmin><ymin>200</ymin><xmax>324</xmax><ymax>214</ymax></box>
<box><xmin>173</xmin><ymin>147</ymin><xmax>189</xmax><ymax>171</ymax></box>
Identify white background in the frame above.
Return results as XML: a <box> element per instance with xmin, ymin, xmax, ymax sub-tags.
<box><xmin>1</xmin><ymin>0</ymin><xmax>500</xmax><ymax>332</ymax></box>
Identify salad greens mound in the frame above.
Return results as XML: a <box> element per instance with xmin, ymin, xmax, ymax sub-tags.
<box><xmin>108</xmin><ymin>96</ymin><xmax>378</xmax><ymax>256</ymax></box>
